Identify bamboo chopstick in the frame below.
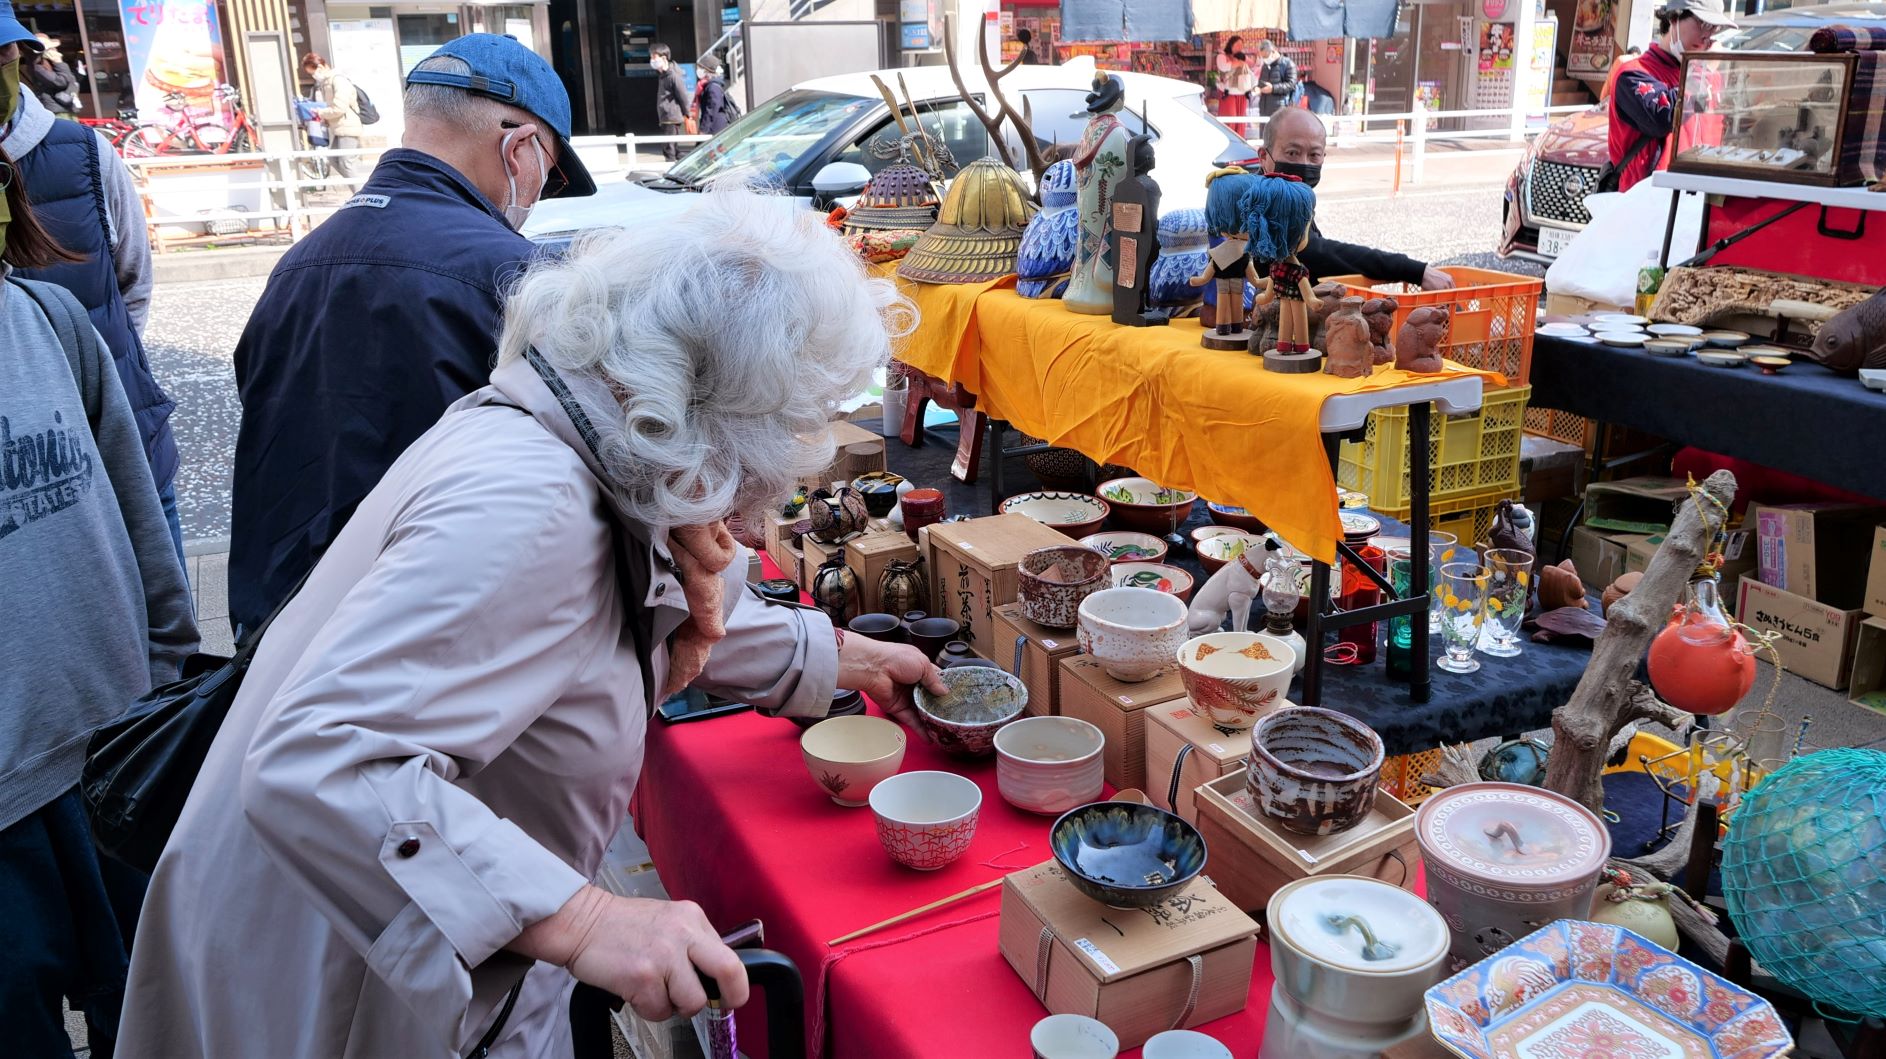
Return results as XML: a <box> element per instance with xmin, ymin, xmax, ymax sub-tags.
<box><xmin>828</xmin><ymin>878</ymin><xmax>1003</xmax><ymax>946</ymax></box>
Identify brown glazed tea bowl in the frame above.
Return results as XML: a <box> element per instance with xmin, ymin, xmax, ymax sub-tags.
<box><xmin>1019</xmin><ymin>546</ymin><xmax>1112</xmax><ymax>629</ymax></box>
<box><xmin>1247</xmin><ymin>707</ymin><xmax>1385</xmax><ymax>836</ymax></box>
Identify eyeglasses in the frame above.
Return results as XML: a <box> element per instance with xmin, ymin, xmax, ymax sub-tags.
<box><xmin>499</xmin><ymin>119</ymin><xmax>569</xmax><ymax>197</ymax></box>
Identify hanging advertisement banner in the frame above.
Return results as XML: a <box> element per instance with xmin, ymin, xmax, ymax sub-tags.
<box><xmin>119</xmin><ymin>0</ymin><xmax>229</xmax><ymax>119</ymax></box>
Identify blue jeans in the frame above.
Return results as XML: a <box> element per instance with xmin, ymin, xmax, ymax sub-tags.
<box><xmin>158</xmin><ymin>479</ymin><xmax>187</xmax><ymax>582</ymax></box>
<box><xmin>0</xmin><ymin>788</ymin><xmax>146</xmax><ymax>1058</ymax></box>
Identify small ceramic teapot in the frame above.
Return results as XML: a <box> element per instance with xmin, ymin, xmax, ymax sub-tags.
<box><xmin>1646</xmin><ymin>576</ymin><xmax>1755</xmax><ymax>716</ymax></box>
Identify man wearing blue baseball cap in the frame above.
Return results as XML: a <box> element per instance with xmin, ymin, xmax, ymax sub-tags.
<box><xmin>227</xmin><ymin>33</ymin><xmax>596</xmax><ymax>639</ymax></box>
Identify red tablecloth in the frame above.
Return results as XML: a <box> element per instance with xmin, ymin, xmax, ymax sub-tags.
<box><xmin>634</xmin><ymin>703</ymin><xmax>1281</xmax><ymax>1059</ymax></box>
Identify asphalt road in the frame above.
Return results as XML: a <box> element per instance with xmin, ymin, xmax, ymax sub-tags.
<box><xmin>146</xmin><ymin>182</ymin><xmax>1536</xmax><ymax>544</ymax></box>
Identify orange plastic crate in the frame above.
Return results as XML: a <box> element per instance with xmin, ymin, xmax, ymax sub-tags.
<box><xmin>1325</xmin><ymin>266</ymin><xmax>1544</xmax><ymax>388</ymax></box>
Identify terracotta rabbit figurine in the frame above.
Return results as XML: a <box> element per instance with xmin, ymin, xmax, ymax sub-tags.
<box><xmin>1396</xmin><ymin>305</ymin><xmax>1450</xmax><ymax>373</ymax></box>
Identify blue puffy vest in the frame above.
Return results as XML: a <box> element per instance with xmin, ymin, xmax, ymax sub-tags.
<box><xmin>16</xmin><ymin>120</ymin><xmax>178</xmax><ymax>492</ymax></box>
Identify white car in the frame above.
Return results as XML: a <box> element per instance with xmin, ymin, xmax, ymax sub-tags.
<box><xmin>524</xmin><ymin>57</ymin><xmax>1254</xmax><ymax>247</ymax></box>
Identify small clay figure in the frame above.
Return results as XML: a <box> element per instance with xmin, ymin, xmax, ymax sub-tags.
<box><xmin>1363</xmin><ymin>297</ymin><xmax>1398</xmax><ymax>365</ymax></box>
<box><xmin>1322</xmin><ymin>297</ymin><xmax>1374</xmax><ymax>378</ymax></box>
<box><xmin>1191</xmin><ymin>167</ymin><xmax>1262</xmax><ymax>348</ymax></box>
<box><xmin>1241</xmin><ymin>173</ymin><xmax>1320</xmax><ymax>355</ymax></box>
<box><xmin>1110</xmin><ymin>133</ymin><xmax>1168</xmax><ymax>327</ymax></box>
<box><xmin>1396</xmin><ymin>305</ymin><xmax>1450</xmax><ymax>373</ymax></box>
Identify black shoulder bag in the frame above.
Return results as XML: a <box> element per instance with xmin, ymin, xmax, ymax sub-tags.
<box><xmin>1596</xmin><ymin>134</ymin><xmax>1656</xmax><ymax>195</ymax></box>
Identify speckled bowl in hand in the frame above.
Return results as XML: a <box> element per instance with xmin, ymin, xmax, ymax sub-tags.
<box><xmin>912</xmin><ymin>666</ymin><xmax>1028</xmax><ymax>756</ymax></box>
<box><xmin>1050</xmin><ymin>802</ymin><xmax>1208</xmax><ymax>908</ymax></box>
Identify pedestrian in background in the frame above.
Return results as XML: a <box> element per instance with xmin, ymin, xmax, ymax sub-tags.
<box><xmin>652</xmin><ymin>42</ymin><xmax>689</xmax><ymax>162</ymax></box>
<box><xmin>1253</xmin><ymin>38</ymin><xmax>1297</xmax><ymax>118</ymax></box>
<box><xmin>1017</xmin><ymin>27</ymin><xmax>1041</xmax><ymax>64</ymax></box>
<box><xmin>2</xmin><ymin>11</ymin><xmax>180</xmax><ymax>571</ymax></box>
<box><xmin>0</xmin><ymin>131</ymin><xmax>198</xmax><ymax>1057</ymax></box>
<box><xmin>1216</xmin><ymin>36</ymin><xmax>1255</xmax><ymax>124</ymax></box>
<box><xmin>301</xmin><ymin>52</ymin><xmax>363</xmax><ymax>188</ymax></box>
<box><xmin>26</xmin><ymin>33</ymin><xmax>77</xmax><ymax>117</ymax></box>
<box><xmin>693</xmin><ymin>51</ymin><xmax>734</xmax><ymax>137</ymax></box>
<box><xmin>227</xmin><ymin>33</ymin><xmax>595</xmax><ymax>637</ymax></box>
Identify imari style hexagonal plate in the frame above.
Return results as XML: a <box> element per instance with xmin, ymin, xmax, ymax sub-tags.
<box><xmin>1424</xmin><ymin>921</ymin><xmax>1793</xmax><ymax>1059</ymax></box>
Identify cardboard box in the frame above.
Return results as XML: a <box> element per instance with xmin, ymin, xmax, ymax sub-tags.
<box><xmin>1737</xmin><ymin>578</ymin><xmax>1867</xmax><ymax>690</ymax></box>
<box><xmin>1583</xmin><ymin>477</ymin><xmax>1690</xmax><ymax>534</ymax></box>
<box><xmin>1144</xmin><ymin>701</ymin><xmax>1258</xmax><ymax>824</ymax></box>
<box><xmin>992</xmin><ymin>604</ymin><xmax>1083</xmax><ymax>717</ymax></box>
<box><xmin>1627</xmin><ymin>527</ymin><xmax>1756</xmax><ymax>598</ymax></box>
<box><xmin>799</xmin><ymin>419</ymin><xmax>884</xmax><ymax>494</ymax></box>
<box><xmin>763</xmin><ymin>514</ymin><xmax>803</xmax><ymax>584</ymax></box>
<box><xmin>998</xmin><ymin>861</ymin><xmax>1257</xmax><ymax>1050</ymax></box>
<box><xmin>1058</xmin><ymin>656</ymin><xmax>1188</xmax><ymax>792</ymax></box>
<box><xmin>1851</xmin><ymin>617</ymin><xmax>1886</xmax><ymax>716</ymax></box>
<box><xmin>1753</xmin><ymin>504</ymin><xmax>1886</xmax><ymax>610</ymax></box>
<box><xmin>1192</xmin><ymin>770</ymin><xmax>1420</xmax><ymax>915</ymax></box>
<box><xmin>1569</xmin><ymin>526</ymin><xmax>1651</xmax><ymax>590</ymax></box>
<box><xmin>1868</xmin><ymin>527</ymin><xmax>1886</xmax><ymax>617</ymax></box>
<box><xmin>925</xmin><ymin>515</ymin><xmax>1073</xmax><ymax>650</ymax></box>
<box><xmin>1545</xmin><ymin>291</ymin><xmax>1630</xmax><ymax>317</ymax></box>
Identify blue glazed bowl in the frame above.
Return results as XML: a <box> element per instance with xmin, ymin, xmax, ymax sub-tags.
<box><xmin>1049</xmin><ymin>802</ymin><xmax>1207</xmax><ymax>908</ymax></box>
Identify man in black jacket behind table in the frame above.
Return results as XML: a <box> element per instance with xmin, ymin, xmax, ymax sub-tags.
<box><xmin>1259</xmin><ymin>108</ymin><xmax>1455</xmax><ymax>291</ymax></box>
<box><xmin>652</xmin><ymin>43</ymin><xmax>690</xmax><ymax>162</ymax></box>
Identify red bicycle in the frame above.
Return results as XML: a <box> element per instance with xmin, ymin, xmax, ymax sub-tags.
<box><xmin>121</xmin><ymin>84</ymin><xmax>259</xmax><ymax>157</ymax></box>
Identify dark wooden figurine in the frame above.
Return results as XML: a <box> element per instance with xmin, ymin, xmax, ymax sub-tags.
<box><xmin>1110</xmin><ymin>133</ymin><xmax>1169</xmax><ymax>327</ymax></box>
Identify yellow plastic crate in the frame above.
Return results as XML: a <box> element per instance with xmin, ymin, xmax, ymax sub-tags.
<box><xmin>1339</xmin><ymin>386</ymin><xmax>1529</xmax><ymax>514</ymax></box>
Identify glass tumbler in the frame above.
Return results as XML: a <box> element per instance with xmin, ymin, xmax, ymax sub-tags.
<box><xmin>1427</xmin><ymin>531</ymin><xmax>1463</xmax><ymax>633</ymax></box>
<box><xmin>1477</xmin><ymin>548</ymin><xmax>1534</xmax><ymax>658</ymax></box>
<box><xmin>1436</xmin><ymin>561</ymin><xmax>1491</xmax><ymax>674</ymax></box>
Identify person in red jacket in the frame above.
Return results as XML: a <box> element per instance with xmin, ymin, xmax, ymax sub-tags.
<box><xmin>1607</xmin><ymin>0</ymin><xmax>1736</xmax><ymax>192</ymax></box>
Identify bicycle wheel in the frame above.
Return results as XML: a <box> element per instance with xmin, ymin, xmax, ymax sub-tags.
<box><xmin>121</xmin><ymin>124</ymin><xmax>164</xmax><ymax>157</ymax></box>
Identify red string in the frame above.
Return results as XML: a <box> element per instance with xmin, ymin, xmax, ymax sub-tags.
<box><xmin>1323</xmin><ymin>641</ymin><xmax>1362</xmax><ymax>665</ymax></box>
<box><xmin>978</xmin><ymin>840</ymin><xmax>1034</xmax><ymax>869</ymax></box>
<box><xmin>809</xmin><ymin>906</ymin><xmax>1002</xmax><ymax>1059</ymax></box>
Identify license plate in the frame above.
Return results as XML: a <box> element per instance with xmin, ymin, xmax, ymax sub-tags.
<box><xmin>1537</xmin><ymin>225</ymin><xmax>1578</xmax><ymax>258</ymax></box>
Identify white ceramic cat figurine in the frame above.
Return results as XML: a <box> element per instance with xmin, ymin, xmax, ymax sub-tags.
<box><xmin>1186</xmin><ymin>553</ymin><xmax>1263</xmax><ymax>635</ymax></box>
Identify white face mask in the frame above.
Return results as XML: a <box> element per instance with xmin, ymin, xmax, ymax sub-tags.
<box><xmin>1668</xmin><ymin>31</ymin><xmax>1685</xmax><ymax>58</ymax></box>
<box><xmin>500</xmin><ymin>129</ymin><xmax>549</xmax><ymax>231</ymax></box>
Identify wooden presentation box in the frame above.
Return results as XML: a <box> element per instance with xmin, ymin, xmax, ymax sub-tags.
<box><xmin>998</xmin><ymin>860</ymin><xmax>1257</xmax><ymax>1050</ymax></box>
<box><xmin>1193</xmin><ymin>769</ymin><xmax>1420</xmax><ymax>916</ymax></box>
<box><xmin>993</xmin><ymin>603</ymin><xmax>1083</xmax><ymax>717</ymax></box>
<box><xmin>762</xmin><ymin>513</ymin><xmax>802</xmax><ymax>584</ymax></box>
<box><xmin>1057</xmin><ymin>656</ymin><xmax>1188</xmax><ymax>792</ymax></box>
<box><xmin>924</xmin><ymin>515</ymin><xmax>1071</xmax><ymax>651</ymax></box>
<box><xmin>1144</xmin><ymin>700</ymin><xmax>1258</xmax><ymax>824</ymax></box>
<box><xmin>800</xmin><ymin>525</ymin><xmax>918</xmax><ymax>614</ymax></box>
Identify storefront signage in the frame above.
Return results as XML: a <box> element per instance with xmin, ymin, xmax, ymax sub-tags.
<box><xmin>118</xmin><ymin>0</ymin><xmax>228</xmax><ymax>120</ymax></box>
<box><xmin>900</xmin><ymin>0</ymin><xmax>936</xmax><ymax>50</ymax></box>
<box><xmin>1567</xmin><ymin>0</ymin><xmax>1620</xmax><ymax>79</ymax></box>
<box><xmin>1482</xmin><ymin>0</ymin><xmax>1508</xmax><ymax>19</ymax></box>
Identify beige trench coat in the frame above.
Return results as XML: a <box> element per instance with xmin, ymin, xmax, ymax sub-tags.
<box><xmin>119</xmin><ymin>352</ymin><xmax>839</xmax><ymax>1058</ymax></box>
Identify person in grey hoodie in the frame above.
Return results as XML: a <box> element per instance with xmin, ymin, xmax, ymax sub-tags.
<box><xmin>0</xmin><ymin>130</ymin><xmax>198</xmax><ymax>1054</ymax></box>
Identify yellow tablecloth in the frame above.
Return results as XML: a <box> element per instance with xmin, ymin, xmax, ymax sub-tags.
<box><xmin>891</xmin><ymin>274</ymin><xmax>1500</xmax><ymax>564</ymax></box>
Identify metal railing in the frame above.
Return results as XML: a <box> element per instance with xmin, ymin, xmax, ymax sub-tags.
<box><xmin>125</xmin><ymin>132</ymin><xmax>712</xmax><ymax>251</ymax></box>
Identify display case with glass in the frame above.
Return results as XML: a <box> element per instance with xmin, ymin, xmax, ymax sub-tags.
<box><xmin>1671</xmin><ymin>50</ymin><xmax>1858</xmax><ymax>186</ymax></box>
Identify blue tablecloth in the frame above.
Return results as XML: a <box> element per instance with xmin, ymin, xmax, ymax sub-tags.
<box><xmin>1529</xmin><ymin>335</ymin><xmax>1886</xmax><ymax>501</ymax></box>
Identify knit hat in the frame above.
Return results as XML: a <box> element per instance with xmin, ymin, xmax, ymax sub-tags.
<box><xmin>898</xmin><ymin>158</ymin><xmax>1037</xmax><ymax>285</ymax></box>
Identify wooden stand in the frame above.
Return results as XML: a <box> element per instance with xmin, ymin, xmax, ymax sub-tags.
<box><xmin>1202</xmin><ymin>329</ymin><xmax>1256</xmax><ymax>351</ymax></box>
<box><xmin>1262</xmin><ymin>348</ymin><xmax>1322</xmax><ymax>373</ymax></box>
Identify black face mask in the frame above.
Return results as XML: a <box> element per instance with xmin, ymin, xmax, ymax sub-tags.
<box><xmin>1270</xmin><ymin>159</ymin><xmax>1323</xmax><ymax>188</ymax></box>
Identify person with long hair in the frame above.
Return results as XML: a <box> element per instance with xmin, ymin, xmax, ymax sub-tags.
<box><xmin>0</xmin><ymin>133</ymin><xmax>198</xmax><ymax>1055</ymax></box>
<box><xmin>1216</xmin><ymin>35</ymin><xmax>1255</xmax><ymax>123</ymax></box>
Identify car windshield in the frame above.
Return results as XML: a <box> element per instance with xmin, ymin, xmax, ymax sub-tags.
<box><xmin>668</xmin><ymin>89</ymin><xmax>874</xmax><ymax>185</ymax></box>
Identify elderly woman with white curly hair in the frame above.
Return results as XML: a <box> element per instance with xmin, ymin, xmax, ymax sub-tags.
<box><xmin>118</xmin><ymin>188</ymin><xmax>945</xmax><ymax>1058</ymax></box>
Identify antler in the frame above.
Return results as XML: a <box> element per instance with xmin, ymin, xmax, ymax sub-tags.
<box><xmin>976</xmin><ymin>28</ymin><xmax>1050</xmax><ymax>184</ymax></box>
<box><xmin>941</xmin><ymin>15</ymin><xmax>1022</xmax><ymax>173</ymax></box>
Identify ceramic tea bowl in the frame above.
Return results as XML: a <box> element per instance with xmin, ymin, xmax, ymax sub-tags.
<box><xmin>1177</xmin><ymin>632</ymin><xmax>1296</xmax><ymax>732</ymax></box>
<box><xmin>1248</xmin><ymin>707</ymin><xmax>1386</xmax><ymax>836</ymax></box>
<box><xmin>789</xmin><ymin>687</ymin><xmax>867</xmax><ymax>730</ymax></box>
<box><xmin>912</xmin><ymin>666</ymin><xmax>1027</xmax><ymax>756</ymax></box>
<box><xmin>1000</xmin><ymin>491</ymin><xmax>1111</xmax><ymax>538</ymax></box>
<box><xmin>1205</xmin><ymin>502</ymin><xmax>1266</xmax><ymax>534</ymax></box>
<box><xmin>869</xmin><ymin>770</ymin><xmax>982</xmax><ymax>870</ymax></box>
<box><xmin>996</xmin><ymin>716</ymin><xmax>1106</xmax><ymax>816</ymax></box>
<box><xmin>1112</xmin><ymin>562</ymin><xmax>1194</xmax><ymax>603</ymax></box>
<box><xmin>1077</xmin><ymin>587</ymin><xmax>1188</xmax><ymax>683</ymax></box>
<box><xmin>906</xmin><ymin>616</ymin><xmax>963</xmax><ymax>661</ymax></box>
<box><xmin>1049</xmin><ymin>802</ymin><xmax>1207</xmax><ymax>908</ymax></box>
<box><xmin>1078</xmin><ymin>530</ymin><xmax>1168</xmax><ymax>565</ymax></box>
<box><xmin>800</xmin><ymin>714</ymin><xmax>906</xmax><ymax>807</ymax></box>
<box><xmin>850</xmin><ymin>471</ymin><xmax>906</xmax><ymax>516</ymax></box>
<box><xmin>847</xmin><ymin>612</ymin><xmax>905</xmax><ymax>643</ymax></box>
<box><xmin>1098</xmin><ymin>477</ymin><xmax>1197</xmax><ymax>536</ymax></box>
<box><xmin>1195</xmin><ymin>531</ymin><xmax>1262</xmax><ymax>576</ymax></box>
<box><xmin>1019</xmin><ymin>546</ymin><xmax>1112</xmax><ymax>629</ymax></box>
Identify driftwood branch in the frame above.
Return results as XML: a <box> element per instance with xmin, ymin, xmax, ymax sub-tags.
<box><xmin>1544</xmin><ymin>470</ymin><xmax>1737</xmax><ymax>812</ymax></box>
<box><xmin>942</xmin><ymin>16</ymin><xmax>1022</xmax><ymax>172</ymax></box>
<box><xmin>976</xmin><ymin>38</ymin><xmax>1049</xmax><ymax>183</ymax></box>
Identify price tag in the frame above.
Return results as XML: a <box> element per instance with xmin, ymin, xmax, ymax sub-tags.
<box><xmin>1073</xmin><ymin>937</ymin><xmax>1120</xmax><ymax>975</ymax></box>
<box><xmin>1043</xmin><ymin>639</ymin><xmax>1060</xmax><ymax>648</ymax></box>
<box><xmin>1207</xmin><ymin>742</ymin><xmax>1226</xmax><ymax>755</ymax></box>
<box><xmin>1119</xmin><ymin>695</ymin><xmax>1135</xmax><ymax>704</ymax></box>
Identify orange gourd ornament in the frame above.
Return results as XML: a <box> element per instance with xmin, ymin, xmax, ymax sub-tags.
<box><xmin>1647</xmin><ymin>576</ymin><xmax>1755</xmax><ymax>716</ymax></box>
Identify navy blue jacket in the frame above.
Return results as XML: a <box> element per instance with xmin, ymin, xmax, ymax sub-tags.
<box><xmin>228</xmin><ymin>150</ymin><xmax>533</xmax><ymax>631</ymax></box>
<box><xmin>16</xmin><ymin>119</ymin><xmax>178</xmax><ymax>492</ymax></box>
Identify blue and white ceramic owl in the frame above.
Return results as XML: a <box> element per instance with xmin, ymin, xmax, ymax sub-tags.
<box><xmin>1016</xmin><ymin>160</ymin><xmax>1078</xmax><ymax>299</ymax></box>
<box><xmin>1148</xmin><ymin>208</ymin><xmax>1208</xmax><ymax>309</ymax></box>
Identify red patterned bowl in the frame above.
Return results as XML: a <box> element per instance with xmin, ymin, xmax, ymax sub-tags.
<box><xmin>868</xmin><ymin>771</ymin><xmax>983</xmax><ymax>870</ymax></box>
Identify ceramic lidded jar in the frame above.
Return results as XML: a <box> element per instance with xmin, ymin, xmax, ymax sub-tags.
<box><xmin>1267</xmin><ymin>876</ymin><xmax>1450</xmax><ymax>1035</ymax></box>
<box><xmin>1415</xmin><ymin>782</ymin><xmax>1611</xmax><ymax>971</ymax></box>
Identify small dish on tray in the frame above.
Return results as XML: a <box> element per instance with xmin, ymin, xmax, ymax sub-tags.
<box><xmin>1424</xmin><ymin>920</ymin><xmax>1792</xmax><ymax>1059</ymax></box>
<box><xmin>1645</xmin><ymin>323</ymin><xmax>1703</xmax><ymax>337</ymax></box>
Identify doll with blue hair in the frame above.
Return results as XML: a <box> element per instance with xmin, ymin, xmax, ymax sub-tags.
<box><xmin>1188</xmin><ymin>167</ymin><xmax>1263</xmax><ymax>349</ymax></box>
<box><xmin>1241</xmin><ymin>172</ymin><xmax>1321</xmax><ymax>357</ymax></box>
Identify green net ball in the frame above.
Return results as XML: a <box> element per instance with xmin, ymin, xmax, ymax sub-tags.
<box><xmin>1721</xmin><ymin>747</ymin><xmax>1886</xmax><ymax>1017</ymax></box>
